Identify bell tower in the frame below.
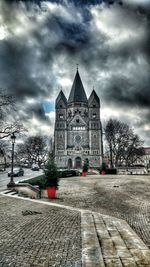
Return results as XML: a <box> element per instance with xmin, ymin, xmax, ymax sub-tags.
<box><xmin>88</xmin><ymin>90</ymin><xmax>102</xmax><ymax>167</ymax></box>
<box><xmin>54</xmin><ymin>90</ymin><xmax>67</xmax><ymax>167</ymax></box>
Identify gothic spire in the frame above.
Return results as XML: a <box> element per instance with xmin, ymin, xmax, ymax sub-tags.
<box><xmin>56</xmin><ymin>90</ymin><xmax>67</xmax><ymax>108</ymax></box>
<box><xmin>88</xmin><ymin>89</ymin><xmax>100</xmax><ymax>107</ymax></box>
<box><xmin>68</xmin><ymin>70</ymin><xmax>88</xmax><ymax>104</ymax></box>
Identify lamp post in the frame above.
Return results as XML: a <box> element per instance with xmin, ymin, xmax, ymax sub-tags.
<box><xmin>7</xmin><ymin>133</ymin><xmax>16</xmax><ymax>187</ymax></box>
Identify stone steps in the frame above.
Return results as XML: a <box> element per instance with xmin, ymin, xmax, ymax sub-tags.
<box><xmin>2</xmin><ymin>189</ymin><xmax>18</xmax><ymax>196</ymax></box>
<box><xmin>3</xmin><ymin>189</ymin><xmax>29</xmax><ymax>198</ymax></box>
<box><xmin>81</xmin><ymin>211</ymin><xmax>150</xmax><ymax>267</ymax></box>
<box><xmin>81</xmin><ymin>211</ymin><xmax>105</xmax><ymax>267</ymax></box>
<box><xmin>6</xmin><ymin>183</ymin><xmax>40</xmax><ymax>199</ymax></box>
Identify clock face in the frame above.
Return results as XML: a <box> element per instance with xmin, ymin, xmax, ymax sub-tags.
<box><xmin>75</xmin><ymin>135</ymin><xmax>81</xmax><ymax>143</ymax></box>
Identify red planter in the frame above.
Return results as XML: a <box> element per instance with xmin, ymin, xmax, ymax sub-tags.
<box><xmin>82</xmin><ymin>171</ymin><xmax>87</xmax><ymax>177</ymax></box>
<box><xmin>101</xmin><ymin>171</ymin><xmax>106</xmax><ymax>175</ymax></box>
<box><xmin>46</xmin><ymin>187</ymin><xmax>56</xmax><ymax>199</ymax></box>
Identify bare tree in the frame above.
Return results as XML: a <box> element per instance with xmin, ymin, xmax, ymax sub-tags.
<box><xmin>105</xmin><ymin>119</ymin><xmax>144</xmax><ymax>167</ymax></box>
<box><xmin>0</xmin><ymin>90</ymin><xmax>15</xmax><ymax>119</ymax></box>
<box><xmin>0</xmin><ymin>91</ymin><xmax>26</xmax><ymax>139</ymax></box>
<box><xmin>122</xmin><ymin>134</ymin><xmax>145</xmax><ymax>166</ymax></box>
<box><xmin>0</xmin><ymin>140</ymin><xmax>10</xmax><ymax>170</ymax></box>
<box><xmin>17</xmin><ymin>135</ymin><xmax>49</xmax><ymax>167</ymax></box>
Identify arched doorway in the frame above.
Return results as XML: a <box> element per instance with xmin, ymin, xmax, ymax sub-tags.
<box><xmin>75</xmin><ymin>157</ymin><xmax>82</xmax><ymax>169</ymax></box>
<box><xmin>68</xmin><ymin>158</ymin><xmax>72</xmax><ymax>169</ymax></box>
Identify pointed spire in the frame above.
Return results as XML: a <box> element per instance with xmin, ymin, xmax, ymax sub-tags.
<box><xmin>56</xmin><ymin>90</ymin><xmax>67</xmax><ymax>108</ymax></box>
<box><xmin>88</xmin><ymin>89</ymin><xmax>100</xmax><ymax>107</ymax></box>
<box><xmin>68</xmin><ymin>70</ymin><xmax>88</xmax><ymax>104</ymax></box>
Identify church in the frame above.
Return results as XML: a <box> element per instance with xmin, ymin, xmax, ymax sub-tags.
<box><xmin>54</xmin><ymin>69</ymin><xmax>103</xmax><ymax>169</ymax></box>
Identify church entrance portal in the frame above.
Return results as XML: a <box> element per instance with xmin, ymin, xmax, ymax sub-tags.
<box><xmin>68</xmin><ymin>159</ymin><xmax>72</xmax><ymax>169</ymax></box>
<box><xmin>75</xmin><ymin>157</ymin><xmax>82</xmax><ymax>169</ymax></box>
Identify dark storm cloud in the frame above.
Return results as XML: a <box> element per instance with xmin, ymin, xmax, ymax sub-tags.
<box><xmin>0</xmin><ymin>0</ymin><xmax>92</xmax><ymax>102</ymax></box>
<box><xmin>104</xmin><ymin>70</ymin><xmax>150</xmax><ymax>108</ymax></box>
<box><xmin>0</xmin><ymin>0</ymin><xmax>149</xmax><ymax>142</ymax></box>
<box><xmin>18</xmin><ymin>100</ymin><xmax>50</xmax><ymax>123</ymax></box>
<box><xmin>2</xmin><ymin>0</ymin><xmax>118</xmax><ymax>6</ymax></box>
<box><xmin>0</xmin><ymin>0</ymin><xmax>92</xmax><ymax>125</ymax></box>
<box><xmin>0</xmin><ymin>40</ymin><xmax>42</xmax><ymax>99</ymax></box>
<box><xmin>33</xmin><ymin>13</ymin><xmax>90</xmax><ymax>55</ymax></box>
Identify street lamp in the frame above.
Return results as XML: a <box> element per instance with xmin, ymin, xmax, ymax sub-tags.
<box><xmin>7</xmin><ymin>132</ymin><xmax>16</xmax><ymax>187</ymax></box>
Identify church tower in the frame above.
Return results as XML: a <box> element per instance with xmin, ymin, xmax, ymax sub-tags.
<box><xmin>54</xmin><ymin>69</ymin><xmax>103</xmax><ymax>168</ymax></box>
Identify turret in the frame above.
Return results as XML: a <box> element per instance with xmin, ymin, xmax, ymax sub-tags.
<box><xmin>56</xmin><ymin>90</ymin><xmax>67</xmax><ymax>109</ymax></box>
<box><xmin>88</xmin><ymin>89</ymin><xmax>100</xmax><ymax>108</ymax></box>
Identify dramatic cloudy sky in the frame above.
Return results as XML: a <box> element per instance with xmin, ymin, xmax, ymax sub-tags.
<box><xmin>0</xmin><ymin>0</ymin><xmax>150</xmax><ymax>145</ymax></box>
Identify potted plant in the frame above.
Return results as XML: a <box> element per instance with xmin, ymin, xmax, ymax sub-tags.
<box><xmin>100</xmin><ymin>161</ymin><xmax>107</xmax><ymax>175</ymax></box>
<box><xmin>44</xmin><ymin>155</ymin><xmax>59</xmax><ymax>199</ymax></box>
<box><xmin>82</xmin><ymin>161</ymin><xmax>89</xmax><ymax>176</ymax></box>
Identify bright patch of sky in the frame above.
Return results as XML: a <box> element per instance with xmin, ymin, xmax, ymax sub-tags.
<box><xmin>43</xmin><ymin>101</ymin><xmax>55</xmax><ymax>113</ymax></box>
<box><xmin>0</xmin><ymin>25</ymin><xmax>8</xmax><ymax>40</ymax></box>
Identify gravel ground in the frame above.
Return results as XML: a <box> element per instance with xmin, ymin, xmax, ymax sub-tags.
<box><xmin>49</xmin><ymin>174</ymin><xmax>150</xmax><ymax>248</ymax></box>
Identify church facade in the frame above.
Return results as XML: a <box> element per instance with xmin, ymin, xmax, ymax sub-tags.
<box><xmin>54</xmin><ymin>69</ymin><xmax>103</xmax><ymax>169</ymax></box>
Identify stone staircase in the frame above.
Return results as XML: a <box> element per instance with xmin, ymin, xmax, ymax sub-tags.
<box><xmin>2</xmin><ymin>189</ymin><xmax>30</xmax><ymax>198</ymax></box>
<box><xmin>3</xmin><ymin>183</ymin><xmax>40</xmax><ymax>199</ymax></box>
<box><xmin>81</xmin><ymin>211</ymin><xmax>150</xmax><ymax>267</ymax></box>
<box><xmin>3</xmin><ymin>189</ymin><xmax>18</xmax><ymax>196</ymax></box>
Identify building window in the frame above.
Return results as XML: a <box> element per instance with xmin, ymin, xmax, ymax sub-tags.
<box><xmin>92</xmin><ymin>113</ymin><xmax>96</xmax><ymax>118</ymax></box>
<box><xmin>75</xmin><ymin>135</ymin><xmax>81</xmax><ymax>143</ymax></box>
<box><xmin>93</xmin><ymin>150</ymin><xmax>98</xmax><ymax>155</ymax></box>
<box><xmin>72</xmin><ymin>126</ymin><xmax>85</xmax><ymax>131</ymax></box>
<box><xmin>59</xmin><ymin>114</ymin><xmax>63</xmax><ymax>119</ymax></box>
<box><xmin>76</xmin><ymin>119</ymin><xmax>79</xmax><ymax>123</ymax></box>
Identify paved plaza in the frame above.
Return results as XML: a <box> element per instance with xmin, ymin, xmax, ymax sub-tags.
<box><xmin>53</xmin><ymin>174</ymin><xmax>150</xmax><ymax>249</ymax></box>
<box><xmin>0</xmin><ymin>196</ymin><xmax>81</xmax><ymax>267</ymax></box>
<box><xmin>0</xmin><ymin>174</ymin><xmax>150</xmax><ymax>266</ymax></box>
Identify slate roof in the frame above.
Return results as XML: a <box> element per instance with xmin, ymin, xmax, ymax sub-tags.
<box><xmin>68</xmin><ymin>70</ymin><xmax>88</xmax><ymax>104</ymax></box>
<box><xmin>88</xmin><ymin>90</ymin><xmax>100</xmax><ymax>107</ymax></box>
<box><xmin>56</xmin><ymin>90</ymin><xmax>67</xmax><ymax>107</ymax></box>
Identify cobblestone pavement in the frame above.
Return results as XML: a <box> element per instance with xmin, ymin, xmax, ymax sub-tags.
<box><xmin>49</xmin><ymin>174</ymin><xmax>150</xmax><ymax>248</ymax></box>
<box><xmin>0</xmin><ymin>195</ymin><xmax>81</xmax><ymax>267</ymax></box>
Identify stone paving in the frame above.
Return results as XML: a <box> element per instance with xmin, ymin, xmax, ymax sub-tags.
<box><xmin>50</xmin><ymin>175</ymin><xmax>150</xmax><ymax>249</ymax></box>
<box><xmin>0</xmin><ymin>174</ymin><xmax>150</xmax><ymax>266</ymax></box>
<box><xmin>82</xmin><ymin>211</ymin><xmax>150</xmax><ymax>267</ymax></box>
<box><xmin>0</xmin><ymin>195</ymin><xmax>81</xmax><ymax>267</ymax></box>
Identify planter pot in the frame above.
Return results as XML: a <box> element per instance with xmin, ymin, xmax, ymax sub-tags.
<box><xmin>46</xmin><ymin>187</ymin><xmax>56</xmax><ymax>199</ymax></box>
<box><xmin>82</xmin><ymin>171</ymin><xmax>87</xmax><ymax>177</ymax></box>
